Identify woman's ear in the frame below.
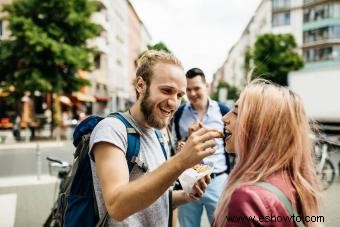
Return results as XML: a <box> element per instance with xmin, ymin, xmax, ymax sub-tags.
<box><xmin>135</xmin><ymin>76</ymin><xmax>146</xmax><ymax>97</ymax></box>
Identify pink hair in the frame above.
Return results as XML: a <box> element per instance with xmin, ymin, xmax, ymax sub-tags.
<box><xmin>214</xmin><ymin>80</ymin><xmax>321</xmax><ymax>226</ymax></box>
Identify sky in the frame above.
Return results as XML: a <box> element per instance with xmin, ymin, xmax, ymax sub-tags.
<box><xmin>130</xmin><ymin>0</ymin><xmax>262</xmax><ymax>82</ymax></box>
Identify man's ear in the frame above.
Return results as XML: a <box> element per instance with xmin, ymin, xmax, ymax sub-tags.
<box><xmin>135</xmin><ymin>76</ymin><xmax>146</xmax><ymax>96</ymax></box>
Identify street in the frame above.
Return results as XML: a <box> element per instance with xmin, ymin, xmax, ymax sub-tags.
<box><xmin>0</xmin><ymin>141</ymin><xmax>74</xmax><ymax>177</ymax></box>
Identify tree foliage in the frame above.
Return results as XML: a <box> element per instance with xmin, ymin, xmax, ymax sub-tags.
<box><xmin>0</xmin><ymin>0</ymin><xmax>101</xmax><ymax>95</ymax></box>
<box><xmin>211</xmin><ymin>81</ymin><xmax>240</xmax><ymax>101</ymax></box>
<box><xmin>246</xmin><ymin>33</ymin><xmax>304</xmax><ymax>86</ymax></box>
<box><xmin>137</xmin><ymin>41</ymin><xmax>172</xmax><ymax>60</ymax></box>
<box><xmin>147</xmin><ymin>41</ymin><xmax>171</xmax><ymax>53</ymax></box>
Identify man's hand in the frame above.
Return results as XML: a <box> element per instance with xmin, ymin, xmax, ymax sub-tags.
<box><xmin>187</xmin><ymin>175</ymin><xmax>211</xmax><ymax>201</ymax></box>
<box><xmin>172</xmin><ymin>175</ymin><xmax>212</xmax><ymax>208</ymax></box>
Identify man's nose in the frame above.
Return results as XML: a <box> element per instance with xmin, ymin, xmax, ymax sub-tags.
<box><xmin>187</xmin><ymin>90</ymin><xmax>196</xmax><ymax>97</ymax></box>
<box><xmin>167</xmin><ymin>95</ymin><xmax>177</xmax><ymax>108</ymax></box>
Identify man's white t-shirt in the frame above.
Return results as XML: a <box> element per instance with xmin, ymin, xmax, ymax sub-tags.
<box><xmin>89</xmin><ymin>113</ymin><xmax>170</xmax><ymax>227</ymax></box>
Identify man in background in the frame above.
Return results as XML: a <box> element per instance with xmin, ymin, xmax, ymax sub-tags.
<box><xmin>173</xmin><ymin>68</ymin><xmax>230</xmax><ymax>226</ymax></box>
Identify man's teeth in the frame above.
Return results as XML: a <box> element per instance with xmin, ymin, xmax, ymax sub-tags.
<box><xmin>160</xmin><ymin>108</ymin><xmax>171</xmax><ymax>114</ymax></box>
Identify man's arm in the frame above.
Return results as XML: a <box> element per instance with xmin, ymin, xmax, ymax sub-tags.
<box><xmin>94</xmin><ymin>127</ymin><xmax>221</xmax><ymax>221</ymax></box>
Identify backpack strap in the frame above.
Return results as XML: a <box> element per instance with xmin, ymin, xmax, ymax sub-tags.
<box><xmin>96</xmin><ymin>113</ymin><xmax>169</xmax><ymax>226</ymax></box>
<box><xmin>109</xmin><ymin>112</ymin><xmax>168</xmax><ymax>169</ymax></box>
<box><xmin>155</xmin><ymin>130</ymin><xmax>168</xmax><ymax>160</ymax></box>
<box><xmin>95</xmin><ymin>212</ymin><xmax>109</xmax><ymax>227</ymax></box>
<box><xmin>109</xmin><ymin>112</ymin><xmax>142</xmax><ymax>172</ymax></box>
<box><xmin>217</xmin><ymin>102</ymin><xmax>229</xmax><ymax>116</ymax></box>
<box><xmin>96</xmin><ymin>112</ymin><xmax>144</xmax><ymax>227</ymax></box>
<box><xmin>254</xmin><ymin>182</ymin><xmax>305</xmax><ymax>227</ymax></box>
<box><xmin>173</xmin><ymin>104</ymin><xmax>186</xmax><ymax>141</ymax></box>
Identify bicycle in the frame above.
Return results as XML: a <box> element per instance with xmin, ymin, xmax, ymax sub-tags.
<box><xmin>313</xmin><ymin>135</ymin><xmax>340</xmax><ymax>190</ymax></box>
<box><xmin>43</xmin><ymin>157</ymin><xmax>71</xmax><ymax>227</ymax></box>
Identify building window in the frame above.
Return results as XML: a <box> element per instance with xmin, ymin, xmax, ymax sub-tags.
<box><xmin>303</xmin><ymin>25</ymin><xmax>340</xmax><ymax>43</ymax></box>
<box><xmin>94</xmin><ymin>53</ymin><xmax>101</xmax><ymax>69</ymax></box>
<box><xmin>272</xmin><ymin>12</ymin><xmax>290</xmax><ymax>26</ymax></box>
<box><xmin>0</xmin><ymin>20</ymin><xmax>3</xmax><ymax>37</ymax></box>
<box><xmin>303</xmin><ymin>45</ymin><xmax>340</xmax><ymax>62</ymax></box>
<box><xmin>116</xmin><ymin>35</ymin><xmax>124</xmax><ymax>44</ymax></box>
<box><xmin>115</xmin><ymin>9</ymin><xmax>124</xmax><ymax>22</ymax></box>
<box><xmin>304</xmin><ymin>3</ymin><xmax>340</xmax><ymax>23</ymax></box>
<box><xmin>101</xmin><ymin>31</ymin><xmax>109</xmax><ymax>45</ymax></box>
<box><xmin>304</xmin><ymin>0</ymin><xmax>317</xmax><ymax>4</ymax></box>
<box><xmin>272</xmin><ymin>0</ymin><xmax>290</xmax><ymax>10</ymax></box>
<box><xmin>116</xmin><ymin>58</ymin><xmax>122</xmax><ymax>66</ymax></box>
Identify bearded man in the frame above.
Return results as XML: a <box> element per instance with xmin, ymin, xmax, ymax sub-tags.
<box><xmin>89</xmin><ymin>50</ymin><xmax>222</xmax><ymax>226</ymax></box>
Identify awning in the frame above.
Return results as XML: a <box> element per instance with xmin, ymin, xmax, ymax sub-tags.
<box><xmin>73</xmin><ymin>92</ymin><xmax>96</xmax><ymax>102</ymax></box>
<box><xmin>95</xmin><ymin>96</ymin><xmax>110</xmax><ymax>102</ymax></box>
<box><xmin>60</xmin><ymin>96</ymin><xmax>73</xmax><ymax>106</ymax></box>
<box><xmin>0</xmin><ymin>91</ymin><xmax>9</xmax><ymax>97</ymax></box>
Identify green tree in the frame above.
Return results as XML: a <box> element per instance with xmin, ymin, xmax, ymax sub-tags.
<box><xmin>211</xmin><ymin>81</ymin><xmax>240</xmax><ymax>101</ymax></box>
<box><xmin>0</xmin><ymin>0</ymin><xmax>101</xmax><ymax>128</ymax></box>
<box><xmin>147</xmin><ymin>41</ymin><xmax>171</xmax><ymax>53</ymax></box>
<box><xmin>138</xmin><ymin>41</ymin><xmax>172</xmax><ymax>59</ymax></box>
<box><xmin>246</xmin><ymin>33</ymin><xmax>304</xmax><ymax>86</ymax></box>
<box><xmin>0</xmin><ymin>0</ymin><xmax>101</xmax><ymax>94</ymax></box>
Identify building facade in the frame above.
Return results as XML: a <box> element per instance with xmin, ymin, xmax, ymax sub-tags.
<box><xmin>90</xmin><ymin>0</ymin><xmax>151</xmax><ymax>113</ymax></box>
<box><xmin>214</xmin><ymin>0</ymin><xmax>340</xmax><ymax>125</ymax></box>
<box><xmin>290</xmin><ymin>0</ymin><xmax>340</xmax><ymax>125</ymax></box>
<box><xmin>127</xmin><ymin>1</ymin><xmax>152</xmax><ymax>103</ymax></box>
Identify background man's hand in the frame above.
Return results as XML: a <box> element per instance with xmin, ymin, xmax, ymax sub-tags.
<box><xmin>188</xmin><ymin>121</ymin><xmax>203</xmax><ymax>137</ymax></box>
<box><xmin>177</xmin><ymin>127</ymin><xmax>223</xmax><ymax>169</ymax></box>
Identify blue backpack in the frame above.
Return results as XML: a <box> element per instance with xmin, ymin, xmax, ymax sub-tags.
<box><xmin>51</xmin><ymin>112</ymin><xmax>167</xmax><ymax>227</ymax></box>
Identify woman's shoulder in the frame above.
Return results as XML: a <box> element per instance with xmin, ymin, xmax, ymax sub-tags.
<box><xmin>229</xmin><ymin>182</ymin><xmax>292</xmax><ymax>218</ymax></box>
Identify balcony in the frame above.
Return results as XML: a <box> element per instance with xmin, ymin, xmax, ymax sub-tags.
<box><xmin>302</xmin><ymin>38</ymin><xmax>340</xmax><ymax>48</ymax></box>
<box><xmin>303</xmin><ymin>44</ymin><xmax>340</xmax><ymax>63</ymax></box>
<box><xmin>303</xmin><ymin>0</ymin><xmax>331</xmax><ymax>8</ymax></box>
<box><xmin>88</xmin><ymin>37</ymin><xmax>109</xmax><ymax>54</ymax></box>
<box><xmin>91</xmin><ymin>12</ymin><xmax>110</xmax><ymax>31</ymax></box>
<box><xmin>303</xmin><ymin>25</ymin><xmax>340</xmax><ymax>46</ymax></box>
<box><xmin>303</xmin><ymin>18</ymin><xmax>340</xmax><ymax>30</ymax></box>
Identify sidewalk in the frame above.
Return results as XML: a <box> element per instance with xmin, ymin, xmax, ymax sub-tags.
<box><xmin>0</xmin><ymin>126</ymin><xmax>73</xmax><ymax>145</ymax></box>
<box><xmin>323</xmin><ymin>176</ymin><xmax>340</xmax><ymax>226</ymax></box>
<box><xmin>0</xmin><ymin>175</ymin><xmax>59</xmax><ymax>227</ymax></box>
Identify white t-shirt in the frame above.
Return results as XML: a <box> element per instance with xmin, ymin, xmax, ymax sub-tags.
<box><xmin>89</xmin><ymin>113</ymin><xmax>170</xmax><ymax>227</ymax></box>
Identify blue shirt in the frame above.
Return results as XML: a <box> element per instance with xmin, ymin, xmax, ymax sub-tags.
<box><xmin>174</xmin><ymin>99</ymin><xmax>228</xmax><ymax>173</ymax></box>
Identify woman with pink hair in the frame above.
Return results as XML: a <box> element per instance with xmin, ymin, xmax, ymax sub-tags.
<box><xmin>213</xmin><ymin>79</ymin><xmax>321</xmax><ymax>227</ymax></box>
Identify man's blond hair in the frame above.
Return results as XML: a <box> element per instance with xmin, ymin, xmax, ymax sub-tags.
<box><xmin>135</xmin><ymin>50</ymin><xmax>183</xmax><ymax>99</ymax></box>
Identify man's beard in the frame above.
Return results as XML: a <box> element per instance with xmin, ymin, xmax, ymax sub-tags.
<box><xmin>140</xmin><ymin>88</ymin><xmax>169</xmax><ymax>129</ymax></box>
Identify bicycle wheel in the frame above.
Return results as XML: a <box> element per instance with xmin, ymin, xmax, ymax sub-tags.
<box><xmin>318</xmin><ymin>159</ymin><xmax>335</xmax><ymax>190</ymax></box>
